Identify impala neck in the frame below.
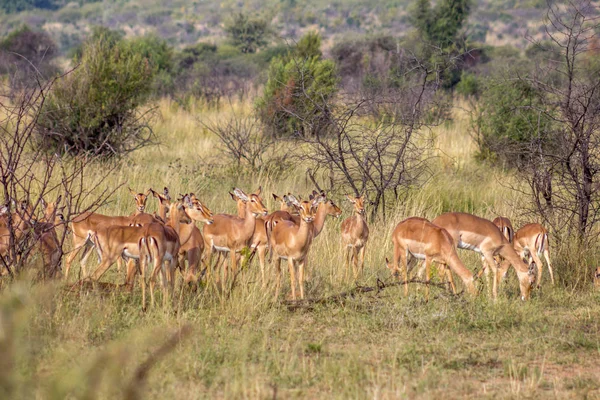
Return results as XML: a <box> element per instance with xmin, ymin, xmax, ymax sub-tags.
<box><xmin>446</xmin><ymin>250</ymin><xmax>473</xmax><ymax>283</ymax></box>
<box><xmin>241</xmin><ymin>202</ymin><xmax>258</xmax><ymax>240</ymax></box>
<box><xmin>312</xmin><ymin>204</ymin><xmax>328</xmax><ymax>236</ymax></box>
<box><xmin>168</xmin><ymin>206</ymin><xmax>181</xmax><ymax>233</ymax></box>
<box><xmin>354</xmin><ymin>212</ymin><xmax>366</xmax><ymax>228</ymax></box>
<box><xmin>297</xmin><ymin>217</ymin><xmax>315</xmax><ymax>247</ymax></box>
<box><xmin>157</xmin><ymin>203</ymin><xmax>168</xmax><ymax>220</ymax></box>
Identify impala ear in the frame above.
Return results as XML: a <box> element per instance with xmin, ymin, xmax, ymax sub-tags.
<box><xmin>150</xmin><ymin>188</ymin><xmax>158</xmax><ymax>198</ymax></box>
<box><xmin>144</xmin><ymin>189</ymin><xmax>152</xmax><ymax>197</ymax></box>
<box><xmin>229</xmin><ymin>192</ymin><xmax>236</xmax><ymax>201</ymax></box>
<box><xmin>272</xmin><ymin>193</ymin><xmax>281</xmax><ymax>202</ymax></box>
<box><xmin>163</xmin><ymin>187</ymin><xmax>170</xmax><ymax>200</ymax></box>
<box><xmin>255</xmin><ymin>186</ymin><xmax>262</xmax><ymax>196</ymax></box>
<box><xmin>346</xmin><ymin>194</ymin><xmax>355</xmax><ymax>203</ymax></box>
<box><xmin>287</xmin><ymin>194</ymin><xmax>301</xmax><ymax>208</ymax></box>
<box><xmin>10</xmin><ymin>198</ymin><xmax>16</xmax><ymax>208</ymax></box>
<box><xmin>40</xmin><ymin>198</ymin><xmax>47</xmax><ymax>208</ymax></box>
<box><xmin>128</xmin><ymin>187</ymin><xmax>136</xmax><ymax>196</ymax></box>
<box><xmin>0</xmin><ymin>205</ymin><xmax>7</xmax><ymax>215</ymax></box>
<box><xmin>233</xmin><ymin>188</ymin><xmax>249</xmax><ymax>202</ymax></box>
<box><xmin>183</xmin><ymin>194</ymin><xmax>192</xmax><ymax>207</ymax></box>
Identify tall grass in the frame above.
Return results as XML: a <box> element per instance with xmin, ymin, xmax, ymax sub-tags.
<box><xmin>2</xmin><ymin>97</ymin><xmax>600</xmax><ymax>399</ymax></box>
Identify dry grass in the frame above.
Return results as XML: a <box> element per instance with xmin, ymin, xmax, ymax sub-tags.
<box><xmin>1</xmin><ymin>98</ymin><xmax>600</xmax><ymax>399</ymax></box>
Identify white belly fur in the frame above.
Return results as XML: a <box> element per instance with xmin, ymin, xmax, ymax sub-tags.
<box><xmin>457</xmin><ymin>240</ymin><xmax>481</xmax><ymax>253</ymax></box>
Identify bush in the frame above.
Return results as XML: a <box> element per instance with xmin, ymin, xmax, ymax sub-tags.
<box><xmin>0</xmin><ymin>25</ymin><xmax>59</xmax><ymax>91</ymax></box>
<box><xmin>256</xmin><ymin>32</ymin><xmax>338</xmax><ymax>137</ymax></box>
<box><xmin>473</xmin><ymin>75</ymin><xmax>555</xmax><ymax>166</ymax></box>
<box><xmin>455</xmin><ymin>71</ymin><xmax>479</xmax><ymax>97</ymax></box>
<box><xmin>35</xmin><ymin>30</ymin><xmax>155</xmax><ymax>157</ymax></box>
<box><xmin>224</xmin><ymin>12</ymin><xmax>271</xmax><ymax>54</ymax></box>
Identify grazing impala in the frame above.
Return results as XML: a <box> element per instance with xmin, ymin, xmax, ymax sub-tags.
<box><xmin>386</xmin><ymin>217</ymin><xmax>477</xmax><ymax>299</ymax></box>
<box><xmin>432</xmin><ymin>212</ymin><xmax>536</xmax><ymax>300</ymax></box>
<box><xmin>478</xmin><ymin>216</ymin><xmax>515</xmax><ymax>281</ymax></box>
<box><xmin>503</xmin><ymin>223</ymin><xmax>554</xmax><ymax>286</ymax></box>
<box><xmin>493</xmin><ymin>217</ymin><xmax>514</xmax><ymax>243</ymax></box>
<box><xmin>203</xmin><ymin>188</ymin><xmax>267</xmax><ymax>284</ymax></box>
<box><xmin>63</xmin><ymin>188</ymin><xmax>157</xmax><ymax>281</ymax></box>
<box><xmin>341</xmin><ymin>195</ymin><xmax>369</xmax><ymax>280</ymax></box>
<box><xmin>270</xmin><ymin>194</ymin><xmax>322</xmax><ymax>300</ymax></box>
<box><xmin>150</xmin><ymin>188</ymin><xmax>213</xmax><ymax>284</ymax></box>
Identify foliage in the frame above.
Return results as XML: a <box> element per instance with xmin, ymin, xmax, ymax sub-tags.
<box><xmin>0</xmin><ymin>0</ymin><xmax>58</xmax><ymax>13</ymax></box>
<box><xmin>0</xmin><ymin>25</ymin><xmax>59</xmax><ymax>90</ymax></box>
<box><xmin>35</xmin><ymin>29</ymin><xmax>155</xmax><ymax>157</ymax></box>
<box><xmin>410</xmin><ymin>0</ymin><xmax>471</xmax><ymax>48</ymax></box>
<box><xmin>224</xmin><ymin>12</ymin><xmax>271</xmax><ymax>54</ymax></box>
<box><xmin>455</xmin><ymin>71</ymin><xmax>479</xmax><ymax>97</ymax></box>
<box><xmin>256</xmin><ymin>32</ymin><xmax>339</xmax><ymax>137</ymax></box>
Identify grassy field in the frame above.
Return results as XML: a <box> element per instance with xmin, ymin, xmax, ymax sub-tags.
<box><xmin>2</xmin><ymin>98</ymin><xmax>600</xmax><ymax>399</ymax></box>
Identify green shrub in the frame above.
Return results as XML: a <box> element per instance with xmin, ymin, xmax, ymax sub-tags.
<box><xmin>256</xmin><ymin>32</ymin><xmax>338</xmax><ymax>137</ymax></box>
<box><xmin>455</xmin><ymin>71</ymin><xmax>479</xmax><ymax>97</ymax></box>
<box><xmin>224</xmin><ymin>12</ymin><xmax>271</xmax><ymax>54</ymax></box>
<box><xmin>35</xmin><ymin>30</ymin><xmax>155</xmax><ymax>157</ymax></box>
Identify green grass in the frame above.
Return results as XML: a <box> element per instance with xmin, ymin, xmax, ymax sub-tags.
<box><xmin>2</xmin><ymin>98</ymin><xmax>600</xmax><ymax>399</ymax></box>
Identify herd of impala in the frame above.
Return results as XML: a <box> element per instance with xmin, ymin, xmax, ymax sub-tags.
<box><xmin>0</xmin><ymin>185</ymin><xmax>557</xmax><ymax>309</ymax></box>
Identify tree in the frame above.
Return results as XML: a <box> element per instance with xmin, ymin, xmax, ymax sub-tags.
<box><xmin>480</xmin><ymin>0</ymin><xmax>600</xmax><ymax>243</ymax></box>
<box><xmin>410</xmin><ymin>0</ymin><xmax>471</xmax><ymax>49</ymax></box>
<box><xmin>0</xmin><ymin>25</ymin><xmax>59</xmax><ymax>91</ymax></box>
<box><xmin>35</xmin><ymin>29</ymin><xmax>155</xmax><ymax>157</ymax></box>
<box><xmin>224</xmin><ymin>12</ymin><xmax>271</xmax><ymax>54</ymax></box>
<box><xmin>256</xmin><ymin>32</ymin><xmax>338</xmax><ymax>137</ymax></box>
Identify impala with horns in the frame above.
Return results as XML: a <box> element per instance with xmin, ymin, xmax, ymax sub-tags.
<box><xmin>341</xmin><ymin>195</ymin><xmax>369</xmax><ymax>280</ymax></box>
<box><xmin>386</xmin><ymin>217</ymin><xmax>477</xmax><ymax>299</ymax></box>
<box><xmin>500</xmin><ymin>223</ymin><xmax>554</xmax><ymax>287</ymax></box>
<box><xmin>63</xmin><ymin>188</ymin><xmax>158</xmax><ymax>281</ymax></box>
<box><xmin>203</xmin><ymin>187</ymin><xmax>267</xmax><ymax>284</ymax></box>
<box><xmin>432</xmin><ymin>212</ymin><xmax>536</xmax><ymax>300</ymax></box>
<box><xmin>270</xmin><ymin>193</ymin><xmax>323</xmax><ymax>300</ymax></box>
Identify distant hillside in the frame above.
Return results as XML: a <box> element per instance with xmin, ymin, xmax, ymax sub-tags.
<box><xmin>0</xmin><ymin>0</ymin><xmax>550</xmax><ymax>54</ymax></box>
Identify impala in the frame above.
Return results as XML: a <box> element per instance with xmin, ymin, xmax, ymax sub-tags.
<box><xmin>36</xmin><ymin>196</ymin><xmax>64</xmax><ymax>277</ymax></box>
<box><xmin>235</xmin><ymin>190</ymin><xmax>339</xmax><ymax>287</ymax></box>
<box><xmin>501</xmin><ymin>223</ymin><xmax>554</xmax><ymax>286</ymax></box>
<box><xmin>63</xmin><ymin>188</ymin><xmax>157</xmax><ymax>281</ymax></box>
<box><xmin>594</xmin><ymin>267</ymin><xmax>600</xmax><ymax>290</ymax></box>
<box><xmin>0</xmin><ymin>200</ymin><xmax>36</xmax><ymax>270</ymax></box>
<box><xmin>150</xmin><ymin>188</ymin><xmax>213</xmax><ymax>284</ymax></box>
<box><xmin>432</xmin><ymin>212</ymin><xmax>535</xmax><ymax>300</ymax></box>
<box><xmin>341</xmin><ymin>195</ymin><xmax>369</xmax><ymax>280</ymax></box>
<box><xmin>386</xmin><ymin>217</ymin><xmax>477</xmax><ymax>299</ymax></box>
<box><xmin>203</xmin><ymin>188</ymin><xmax>267</xmax><ymax>284</ymax></box>
<box><xmin>270</xmin><ymin>194</ymin><xmax>322</xmax><ymax>300</ymax></box>
<box><xmin>478</xmin><ymin>216</ymin><xmax>515</xmax><ymax>282</ymax></box>
<box><xmin>492</xmin><ymin>216</ymin><xmax>514</xmax><ymax>243</ymax></box>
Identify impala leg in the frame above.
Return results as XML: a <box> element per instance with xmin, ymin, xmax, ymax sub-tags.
<box><xmin>64</xmin><ymin>237</ymin><xmax>88</xmax><ymax>281</ymax></box>
<box><xmin>358</xmin><ymin>244</ymin><xmax>366</xmax><ymax>277</ymax></box>
<box><xmin>543</xmin><ymin>249</ymin><xmax>554</xmax><ymax>285</ymax></box>
<box><xmin>424</xmin><ymin>257</ymin><xmax>432</xmax><ymax>301</ymax></box>
<box><xmin>116</xmin><ymin>258</ymin><xmax>123</xmax><ymax>274</ymax></box>
<box><xmin>186</xmin><ymin>248</ymin><xmax>201</xmax><ymax>285</ymax></box>
<box><xmin>140</xmin><ymin>254</ymin><xmax>147</xmax><ymax>311</ymax></box>
<box><xmin>352</xmin><ymin>247</ymin><xmax>359</xmax><ymax>281</ymax></box>
<box><xmin>287</xmin><ymin>258</ymin><xmax>297</xmax><ymax>300</ymax></box>
<box><xmin>530</xmin><ymin>251</ymin><xmax>545</xmax><ymax>288</ymax></box>
<box><xmin>400</xmin><ymin>250</ymin><xmax>408</xmax><ymax>297</ymax></box>
<box><xmin>298</xmin><ymin>259</ymin><xmax>305</xmax><ymax>300</ymax></box>
<box><xmin>343</xmin><ymin>245</ymin><xmax>351</xmax><ymax>281</ymax></box>
<box><xmin>89</xmin><ymin>256</ymin><xmax>115</xmax><ymax>282</ymax></box>
<box><xmin>483</xmin><ymin>253</ymin><xmax>499</xmax><ymax>300</ymax></box>
<box><xmin>274</xmin><ymin>257</ymin><xmax>282</xmax><ymax>300</ymax></box>
<box><xmin>125</xmin><ymin>259</ymin><xmax>138</xmax><ymax>290</ymax></box>
<box><xmin>258</xmin><ymin>245</ymin><xmax>267</xmax><ymax>288</ymax></box>
<box><xmin>445</xmin><ymin>266</ymin><xmax>457</xmax><ymax>294</ymax></box>
<box><xmin>478</xmin><ymin>255</ymin><xmax>487</xmax><ymax>280</ymax></box>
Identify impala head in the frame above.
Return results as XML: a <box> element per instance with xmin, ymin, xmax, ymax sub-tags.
<box><xmin>129</xmin><ymin>188</ymin><xmax>151</xmax><ymax>213</ymax></box>
<box><xmin>13</xmin><ymin>199</ymin><xmax>36</xmax><ymax>224</ymax></box>
<box><xmin>232</xmin><ymin>187</ymin><xmax>268</xmax><ymax>217</ymax></box>
<box><xmin>169</xmin><ymin>201</ymin><xmax>192</xmax><ymax>224</ymax></box>
<box><xmin>288</xmin><ymin>194</ymin><xmax>318</xmax><ymax>223</ymax></box>
<box><xmin>273</xmin><ymin>193</ymin><xmax>296</xmax><ymax>213</ymax></box>
<box><xmin>150</xmin><ymin>187</ymin><xmax>171</xmax><ymax>204</ymax></box>
<box><xmin>517</xmin><ymin>262</ymin><xmax>537</xmax><ymax>301</ymax></box>
<box><xmin>183</xmin><ymin>194</ymin><xmax>214</xmax><ymax>224</ymax></box>
<box><xmin>385</xmin><ymin>257</ymin><xmax>400</xmax><ymax>278</ymax></box>
<box><xmin>41</xmin><ymin>195</ymin><xmax>62</xmax><ymax>222</ymax></box>
<box><xmin>346</xmin><ymin>195</ymin><xmax>366</xmax><ymax>216</ymax></box>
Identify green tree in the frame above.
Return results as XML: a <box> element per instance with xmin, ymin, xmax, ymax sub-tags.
<box><xmin>257</xmin><ymin>32</ymin><xmax>338</xmax><ymax>137</ymax></box>
<box><xmin>224</xmin><ymin>12</ymin><xmax>271</xmax><ymax>54</ymax></box>
<box><xmin>35</xmin><ymin>30</ymin><xmax>155</xmax><ymax>157</ymax></box>
<box><xmin>410</xmin><ymin>0</ymin><xmax>471</xmax><ymax>48</ymax></box>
